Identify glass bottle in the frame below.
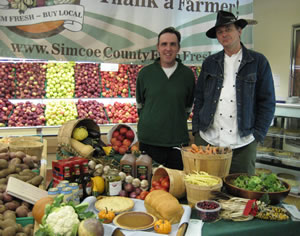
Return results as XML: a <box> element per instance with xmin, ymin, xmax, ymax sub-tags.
<box><xmin>105</xmin><ymin>168</ymin><xmax>122</xmax><ymax>196</ymax></box>
<box><xmin>82</xmin><ymin>163</ymin><xmax>92</xmax><ymax>200</ymax></box>
<box><xmin>73</xmin><ymin>164</ymin><xmax>83</xmax><ymax>201</ymax></box>
<box><xmin>63</xmin><ymin>166</ymin><xmax>72</xmax><ymax>182</ymax></box>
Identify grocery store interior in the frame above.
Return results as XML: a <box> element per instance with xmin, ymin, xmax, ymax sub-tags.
<box><xmin>0</xmin><ymin>0</ymin><xmax>300</xmax><ymax>235</ymax></box>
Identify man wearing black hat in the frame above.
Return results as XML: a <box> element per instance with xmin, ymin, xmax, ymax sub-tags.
<box><xmin>192</xmin><ymin>11</ymin><xmax>275</xmax><ymax>175</ymax></box>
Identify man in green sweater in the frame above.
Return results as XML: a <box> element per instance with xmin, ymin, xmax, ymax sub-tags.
<box><xmin>136</xmin><ymin>27</ymin><xmax>195</xmax><ymax>170</ymax></box>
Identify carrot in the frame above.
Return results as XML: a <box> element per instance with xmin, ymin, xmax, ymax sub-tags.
<box><xmin>191</xmin><ymin>144</ymin><xmax>199</xmax><ymax>152</ymax></box>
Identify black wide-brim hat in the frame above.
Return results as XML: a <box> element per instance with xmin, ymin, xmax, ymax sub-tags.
<box><xmin>206</xmin><ymin>10</ymin><xmax>248</xmax><ymax>38</ymax></box>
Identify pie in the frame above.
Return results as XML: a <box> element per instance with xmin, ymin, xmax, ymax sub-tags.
<box><xmin>95</xmin><ymin>196</ymin><xmax>134</xmax><ymax>214</ymax></box>
<box><xmin>113</xmin><ymin>211</ymin><xmax>156</xmax><ymax>230</ymax></box>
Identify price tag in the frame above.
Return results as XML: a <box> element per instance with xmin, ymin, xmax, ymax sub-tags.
<box><xmin>100</xmin><ymin>63</ymin><xmax>119</xmax><ymax>72</ymax></box>
<box><xmin>282</xmin><ymin>204</ymin><xmax>300</xmax><ymax>220</ymax></box>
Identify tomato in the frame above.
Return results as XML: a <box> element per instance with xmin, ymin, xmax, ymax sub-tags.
<box><xmin>154</xmin><ymin>185</ymin><xmax>165</xmax><ymax>190</ymax></box>
<box><xmin>163</xmin><ymin>176</ymin><xmax>169</xmax><ymax>182</ymax></box>
<box><xmin>139</xmin><ymin>191</ymin><xmax>149</xmax><ymax>200</ymax></box>
<box><xmin>161</xmin><ymin>179</ymin><xmax>170</xmax><ymax>189</ymax></box>
<box><xmin>152</xmin><ymin>180</ymin><xmax>160</xmax><ymax>187</ymax></box>
<box><xmin>159</xmin><ymin>177</ymin><xmax>165</xmax><ymax>183</ymax></box>
<box><xmin>136</xmin><ymin>195</ymin><xmax>142</xmax><ymax>199</ymax></box>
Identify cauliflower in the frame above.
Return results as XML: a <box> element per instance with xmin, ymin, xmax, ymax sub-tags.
<box><xmin>46</xmin><ymin>205</ymin><xmax>80</xmax><ymax>236</ymax></box>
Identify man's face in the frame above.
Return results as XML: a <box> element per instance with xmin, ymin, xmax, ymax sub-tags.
<box><xmin>157</xmin><ymin>33</ymin><xmax>180</xmax><ymax>68</ymax></box>
<box><xmin>216</xmin><ymin>24</ymin><xmax>241</xmax><ymax>51</ymax></box>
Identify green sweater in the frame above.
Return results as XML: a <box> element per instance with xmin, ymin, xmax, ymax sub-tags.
<box><xmin>136</xmin><ymin>58</ymin><xmax>195</xmax><ymax>147</ymax></box>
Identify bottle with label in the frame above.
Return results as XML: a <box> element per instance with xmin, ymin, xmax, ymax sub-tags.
<box><xmin>135</xmin><ymin>151</ymin><xmax>152</xmax><ymax>182</ymax></box>
<box><xmin>105</xmin><ymin>168</ymin><xmax>122</xmax><ymax>196</ymax></box>
<box><xmin>63</xmin><ymin>166</ymin><xmax>73</xmax><ymax>182</ymax></box>
<box><xmin>82</xmin><ymin>163</ymin><xmax>92</xmax><ymax>200</ymax></box>
<box><xmin>120</xmin><ymin>150</ymin><xmax>136</xmax><ymax>177</ymax></box>
<box><xmin>73</xmin><ymin>164</ymin><xmax>83</xmax><ymax>201</ymax></box>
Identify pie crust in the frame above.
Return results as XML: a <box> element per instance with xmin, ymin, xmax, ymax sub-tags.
<box><xmin>95</xmin><ymin>196</ymin><xmax>134</xmax><ymax>214</ymax></box>
<box><xmin>113</xmin><ymin>211</ymin><xmax>157</xmax><ymax>230</ymax></box>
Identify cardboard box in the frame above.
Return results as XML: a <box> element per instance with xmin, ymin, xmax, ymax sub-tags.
<box><xmin>52</xmin><ymin>156</ymin><xmax>88</xmax><ymax>186</ymax></box>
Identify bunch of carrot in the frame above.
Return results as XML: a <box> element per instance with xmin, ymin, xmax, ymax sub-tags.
<box><xmin>190</xmin><ymin>144</ymin><xmax>219</xmax><ymax>154</ymax></box>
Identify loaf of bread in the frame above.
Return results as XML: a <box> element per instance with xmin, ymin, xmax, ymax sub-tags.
<box><xmin>144</xmin><ymin>190</ymin><xmax>184</xmax><ymax>224</ymax></box>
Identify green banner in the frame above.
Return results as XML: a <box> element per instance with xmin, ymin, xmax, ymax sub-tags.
<box><xmin>0</xmin><ymin>0</ymin><xmax>253</xmax><ymax>64</ymax></box>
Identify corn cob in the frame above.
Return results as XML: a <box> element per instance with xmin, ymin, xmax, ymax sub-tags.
<box><xmin>256</xmin><ymin>211</ymin><xmax>289</xmax><ymax>221</ymax></box>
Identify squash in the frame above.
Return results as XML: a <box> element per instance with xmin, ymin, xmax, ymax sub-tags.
<box><xmin>154</xmin><ymin>219</ymin><xmax>172</xmax><ymax>234</ymax></box>
<box><xmin>98</xmin><ymin>207</ymin><xmax>115</xmax><ymax>224</ymax></box>
<box><xmin>32</xmin><ymin>196</ymin><xmax>54</xmax><ymax>224</ymax></box>
<box><xmin>70</xmin><ymin>138</ymin><xmax>94</xmax><ymax>157</ymax></box>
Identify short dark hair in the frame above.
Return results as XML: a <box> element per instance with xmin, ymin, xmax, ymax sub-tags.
<box><xmin>157</xmin><ymin>27</ymin><xmax>181</xmax><ymax>45</ymax></box>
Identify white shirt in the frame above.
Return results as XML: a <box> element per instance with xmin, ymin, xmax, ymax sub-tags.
<box><xmin>200</xmin><ymin>49</ymin><xmax>254</xmax><ymax>149</ymax></box>
<box><xmin>162</xmin><ymin>61</ymin><xmax>178</xmax><ymax>78</ymax></box>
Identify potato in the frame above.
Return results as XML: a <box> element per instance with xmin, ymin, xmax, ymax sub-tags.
<box><xmin>0</xmin><ymin>219</ymin><xmax>18</xmax><ymax>230</ymax></box>
<box><xmin>0</xmin><ymin>214</ymin><xmax>3</xmax><ymax>221</ymax></box>
<box><xmin>15</xmin><ymin>206</ymin><xmax>28</xmax><ymax>217</ymax></box>
<box><xmin>0</xmin><ymin>160</ymin><xmax>8</xmax><ymax>170</ymax></box>
<box><xmin>2</xmin><ymin>193</ymin><xmax>13</xmax><ymax>203</ymax></box>
<box><xmin>0</xmin><ymin>185</ymin><xmax>6</xmax><ymax>194</ymax></box>
<box><xmin>15</xmin><ymin>152</ymin><xmax>26</xmax><ymax>160</ymax></box>
<box><xmin>22</xmin><ymin>157</ymin><xmax>34</xmax><ymax>169</ymax></box>
<box><xmin>0</xmin><ymin>205</ymin><xmax>5</xmax><ymax>214</ymax></box>
<box><xmin>8</xmin><ymin>158</ymin><xmax>21</xmax><ymax>166</ymax></box>
<box><xmin>8</xmin><ymin>152</ymin><xmax>16</xmax><ymax>160</ymax></box>
<box><xmin>0</xmin><ymin>147</ymin><xmax>8</xmax><ymax>154</ymax></box>
<box><xmin>15</xmin><ymin>164</ymin><xmax>29</xmax><ymax>171</ymax></box>
<box><xmin>23</xmin><ymin>224</ymin><xmax>33</xmax><ymax>235</ymax></box>
<box><xmin>16</xmin><ymin>224</ymin><xmax>23</xmax><ymax>233</ymax></box>
<box><xmin>2</xmin><ymin>226</ymin><xmax>17</xmax><ymax>236</ymax></box>
<box><xmin>16</xmin><ymin>233</ymin><xmax>27</xmax><ymax>236</ymax></box>
<box><xmin>4</xmin><ymin>202</ymin><xmax>17</xmax><ymax>211</ymax></box>
<box><xmin>0</xmin><ymin>153</ymin><xmax>9</xmax><ymax>161</ymax></box>
<box><xmin>0</xmin><ymin>178</ymin><xmax>7</xmax><ymax>185</ymax></box>
<box><xmin>3</xmin><ymin>211</ymin><xmax>16</xmax><ymax>221</ymax></box>
<box><xmin>26</xmin><ymin>176</ymin><xmax>43</xmax><ymax>187</ymax></box>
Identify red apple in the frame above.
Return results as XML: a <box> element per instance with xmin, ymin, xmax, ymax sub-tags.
<box><xmin>126</xmin><ymin>130</ymin><xmax>135</xmax><ymax>140</ymax></box>
<box><xmin>119</xmin><ymin>126</ymin><xmax>128</xmax><ymax>135</ymax></box>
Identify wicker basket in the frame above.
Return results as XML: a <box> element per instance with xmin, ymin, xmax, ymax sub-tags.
<box><xmin>9</xmin><ymin>140</ymin><xmax>43</xmax><ymax>159</ymax></box>
<box><xmin>152</xmin><ymin>167</ymin><xmax>186</xmax><ymax>199</ymax></box>
<box><xmin>184</xmin><ymin>176</ymin><xmax>223</xmax><ymax>207</ymax></box>
<box><xmin>181</xmin><ymin>146</ymin><xmax>232</xmax><ymax>178</ymax></box>
<box><xmin>57</xmin><ymin>118</ymin><xmax>101</xmax><ymax>158</ymax></box>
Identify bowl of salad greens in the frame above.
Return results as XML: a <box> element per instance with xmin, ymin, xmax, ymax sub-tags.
<box><xmin>223</xmin><ymin>173</ymin><xmax>290</xmax><ymax>204</ymax></box>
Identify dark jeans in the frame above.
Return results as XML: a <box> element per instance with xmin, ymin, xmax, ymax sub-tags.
<box><xmin>139</xmin><ymin>142</ymin><xmax>184</xmax><ymax>170</ymax></box>
<box><xmin>194</xmin><ymin>133</ymin><xmax>257</xmax><ymax>175</ymax></box>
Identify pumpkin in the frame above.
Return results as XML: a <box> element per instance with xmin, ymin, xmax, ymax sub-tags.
<box><xmin>32</xmin><ymin>196</ymin><xmax>54</xmax><ymax>224</ymax></box>
<box><xmin>98</xmin><ymin>207</ymin><xmax>115</xmax><ymax>224</ymax></box>
<box><xmin>154</xmin><ymin>219</ymin><xmax>172</xmax><ymax>234</ymax></box>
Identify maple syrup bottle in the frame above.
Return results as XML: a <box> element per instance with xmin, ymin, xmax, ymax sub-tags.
<box><xmin>135</xmin><ymin>151</ymin><xmax>152</xmax><ymax>182</ymax></box>
<box><xmin>73</xmin><ymin>164</ymin><xmax>83</xmax><ymax>201</ymax></box>
<box><xmin>120</xmin><ymin>150</ymin><xmax>136</xmax><ymax>177</ymax></box>
<box><xmin>82</xmin><ymin>163</ymin><xmax>92</xmax><ymax>200</ymax></box>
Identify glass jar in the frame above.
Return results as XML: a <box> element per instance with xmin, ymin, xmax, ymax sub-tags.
<box><xmin>105</xmin><ymin>168</ymin><xmax>122</xmax><ymax>196</ymax></box>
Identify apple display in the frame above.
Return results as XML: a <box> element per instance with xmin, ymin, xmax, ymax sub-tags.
<box><xmin>46</xmin><ymin>62</ymin><xmax>75</xmax><ymax>98</ymax></box>
<box><xmin>100</xmin><ymin>64</ymin><xmax>129</xmax><ymax>98</ymax></box>
<box><xmin>105</xmin><ymin>102</ymin><xmax>138</xmax><ymax>124</ymax></box>
<box><xmin>127</xmin><ymin>64</ymin><xmax>143</xmax><ymax>97</ymax></box>
<box><xmin>76</xmin><ymin>99</ymin><xmax>109</xmax><ymax>124</ymax></box>
<box><xmin>8</xmin><ymin>101</ymin><xmax>45</xmax><ymax>127</ymax></box>
<box><xmin>74</xmin><ymin>63</ymin><xmax>101</xmax><ymax>98</ymax></box>
<box><xmin>45</xmin><ymin>100</ymin><xmax>78</xmax><ymax>126</ymax></box>
<box><xmin>0</xmin><ymin>62</ymin><xmax>16</xmax><ymax>99</ymax></box>
<box><xmin>0</xmin><ymin>98</ymin><xmax>14</xmax><ymax>127</ymax></box>
<box><xmin>15</xmin><ymin>62</ymin><xmax>47</xmax><ymax>98</ymax></box>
